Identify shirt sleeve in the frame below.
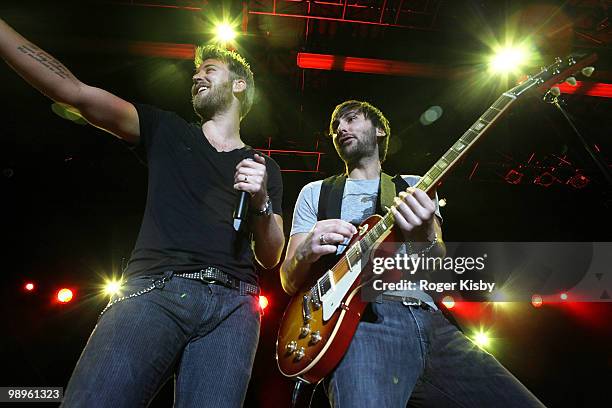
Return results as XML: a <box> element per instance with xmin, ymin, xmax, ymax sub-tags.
<box><xmin>133</xmin><ymin>103</ymin><xmax>162</xmax><ymax>154</ymax></box>
<box><xmin>290</xmin><ymin>181</ymin><xmax>321</xmax><ymax>236</ymax></box>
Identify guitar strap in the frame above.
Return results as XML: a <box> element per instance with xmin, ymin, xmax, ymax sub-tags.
<box><xmin>317</xmin><ymin>172</ymin><xmax>409</xmax><ymax>221</ymax></box>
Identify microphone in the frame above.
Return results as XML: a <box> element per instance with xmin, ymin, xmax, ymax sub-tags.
<box><xmin>233</xmin><ymin>190</ymin><xmax>249</xmax><ymax>232</ymax></box>
<box><xmin>233</xmin><ymin>156</ymin><xmax>253</xmax><ymax>232</ymax></box>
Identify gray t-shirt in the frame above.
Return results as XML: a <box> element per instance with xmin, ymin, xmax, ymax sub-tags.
<box><xmin>291</xmin><ymin>175</ymin><xmax>442</xmax><ymax>307</ymax></box>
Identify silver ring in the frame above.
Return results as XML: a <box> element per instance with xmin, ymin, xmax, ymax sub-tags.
<box><xmin>243</xmin><ymin>175</ymin><xmax>248</xmax><ymax>182</ymax></box>
<box><xmin>319</xmin><ymin>233</ymin><xmax>327</xmax><ymax>245</ymax></box>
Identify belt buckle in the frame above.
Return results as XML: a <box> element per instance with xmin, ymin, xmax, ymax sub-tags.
<box><xmin>198</xmin><ymin>269</ymin><xmax>214</xmax><ymax>284</ymax></box>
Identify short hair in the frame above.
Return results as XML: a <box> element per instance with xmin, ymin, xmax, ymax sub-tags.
<box><xmin>329</xmin><ymin>100</ymin><xmax>391</xmax><ymax>162</ymax></box>
<box><xmin>194</xmin><ymin>45</ymin><xmax>255</xmax><ymax>119</ymax></box>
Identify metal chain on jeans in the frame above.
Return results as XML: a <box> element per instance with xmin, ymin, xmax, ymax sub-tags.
<box><xmin>98</xmin><ymin>274</ymin><xmax>171</xmax><ymax>317</ymax></box>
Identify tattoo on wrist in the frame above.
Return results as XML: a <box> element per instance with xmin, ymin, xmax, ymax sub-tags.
<box><xmin>17</xmin><ymin>43</ymin><xmax>70</xmax><ymax>79</ymax></box>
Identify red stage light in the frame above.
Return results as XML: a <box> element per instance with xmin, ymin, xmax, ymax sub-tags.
<box><xmin>557</xmin><ymin>80</ymin><xmax>612</xmax><ymax>98</ymax></box>
<box><xmin>566</xmin><ymin>173</ymin><xmax>590</xmax><ymax>189</ymax></box>
<box><xmin>57</xmin><ymin>288</ymin><xmax>74</xmax><ymax>303</ymax></box>
<box><xmin>560</xmin><ymin>293</ymin><xmax>568</xmax><ymax>301</ymax></box>
<box><xmin>531</xmin><ymin>294</ymin><xmax>543</xmax><ymax>308</ymax></box>
<box><xmin>259</xmin><ymin>295</ymin><xmax>269</xmax><ymax>311</ymax></box>
<box><xmin>441</xmin><ymin>295</ymin><xmax>455</xmax><ymax>309</ymax></box>
<box><xmin>504</xmin><ymin>169</ymin><xmax>523</xmax><ymax>185</ymax></box>
<box><xmin>24</xmin><ymin>282</ymin><xmax>35</xmax><ymax>291</ymax></box>
<box><xmin>533</xmin><ymin>172</ymin><xmax>557</xmax><ymax>187</ymax></box>
<box><xmin>297</xmin><ymin>52</ymin><xmax>455</xmax><ymax>78</ymax></box>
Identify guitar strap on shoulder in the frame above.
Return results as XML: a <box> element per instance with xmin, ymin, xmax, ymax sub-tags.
<box><xmin>317</xmin><ymin>174</ymin><xmax>346</xmax><ymax>221</ymax></box>
<box><xmin>318</xmin><ymin>172</ymin><xmax>407</xmax><ymax>220</ymax></box>
<box><xmin>379</xmin><ymin>172</ymin><xmax>396</xmax><ymax>214</ymax></box>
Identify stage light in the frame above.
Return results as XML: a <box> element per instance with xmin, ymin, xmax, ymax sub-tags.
<box><xmin>259</xmin><ymin>295</ymin><xmax>269</xmax><ymax>311</ymax></box>
<box><xmin>560</xmin><ymin>293</ymin><xmax>568</xmax><ymax>301</ymax></box>
<box><xmin>567</xmin><ymin>173</ymin><xmax>590</xmax><ymax>189</ymax></box>
<box><xmin>531</xmin><ymin>294</ymin><xmax>543</xmax><ymax>308</ymax></box>
<box><xmin>533</xmin><ymin>172</ymin><xmax>557</xmax><ymax>188</ymax></box>
<box><xmin>472</xmin><ymin>329</ymin><xmax>491</xmax><ymax>349</ymax></box>
<box><xmin>57</xmin><ymin>288</ymin><xmax>74</xmax><ymax>303</ymax></box>
<box><xmin>441</xmin><ymin>295</ymin><xmax>455</xmax><ymax>309</ymax></box>
<box><xmin>25</xmin><ymin>282</ymin><xmax>35</xmax><ymax>291</ymax></box>
<box><xmin>504</xmin><ymin>169</ymin><xmax>523</xmax><ymax>185</ymax></box>
<box><xmin>489</xmin><ymin>45</ymin><xmax>529</xmax><ymax>74</ymax></box>
<box><xmin>214</xmin><ymin>22</ymin><xmax>237</xmax><ymax>44</ymax></box>
<box><xmin>104</xmin><ymin>279</ymin><xmax>123</xmax><ymax>296</ymax></box>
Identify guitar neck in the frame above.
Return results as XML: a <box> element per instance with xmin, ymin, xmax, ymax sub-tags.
<box><xmin>363</xmin><ymin>92</ymin><xmax>519</xmax><ymax>248</ymax></box>
<box><xmin>417</xmin><ymin>92</ymin><xmax>517</xmax><ymax>193</ymax></box>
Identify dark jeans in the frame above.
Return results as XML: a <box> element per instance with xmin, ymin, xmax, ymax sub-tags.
<box><xmin>61</xmin><ymin>274</ymin><xmax>261</xmax><ymax>408</ymax></box>
<box><xmin>327</xmin><ymin>301</ymin><xmax>545</xmax><ymax>408</ymax></box>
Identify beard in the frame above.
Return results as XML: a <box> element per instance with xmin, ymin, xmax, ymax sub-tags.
<box><xmin>192</xmin><ymin>79</ymin><xmax>233</xmax><ymax>120</ymax></box>
<box><xmin>335</xmin><ymin>127</ymin><xmax>378</xmax><ymax>164</ymax></box>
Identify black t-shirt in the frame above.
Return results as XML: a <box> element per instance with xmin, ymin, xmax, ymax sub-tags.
<box><xmin>124</xmin><ymin>104</ymin><xmax>283</xmax><ymax>284</ymax></box>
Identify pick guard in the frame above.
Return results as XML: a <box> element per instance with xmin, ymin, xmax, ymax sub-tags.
<box><xmin>320</xmin><ymin>259</ymin><xmax>362</xmax><ymax>321</ymax></box>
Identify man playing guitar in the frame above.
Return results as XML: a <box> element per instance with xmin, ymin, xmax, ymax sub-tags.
<box><xmin>280</xmin><ymin>100</ymin><xmax>544</xmax><ymax>407</ymax></box>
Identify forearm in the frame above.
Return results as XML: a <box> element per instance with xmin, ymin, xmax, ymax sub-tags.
<box><xmin>251</xmin><ymin>214</ymin><xmax>285</xmax><ymax>269</ymax></box>
<box><xmin>280</xmin><ymin>246</ymin><xmax>313</xmax><ymax>295</ymax></box>
<box><xmin>0</xmin><ymin>19</ymin><xmax>82</xmax><ymax>105</ymax></box>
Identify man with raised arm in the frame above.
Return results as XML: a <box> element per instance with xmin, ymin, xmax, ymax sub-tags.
<box><xmin>1</xmin><ymin>18</ymin><xmax>284</xmax><ymax>407</ymax></box>
<box><xmin>281</xmin><ymin>100</ymin><xmax>545</xmax><ymax>407</ymax></box>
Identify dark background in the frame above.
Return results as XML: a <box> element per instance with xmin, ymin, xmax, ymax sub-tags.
<box><xmin>1</xmin><ymin>1</ymin><xmax>611</xmax><ymax>407</ymax></box>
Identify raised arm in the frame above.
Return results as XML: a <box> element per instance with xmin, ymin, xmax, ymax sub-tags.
<box><xmin>0</xmin><ymin>18</ymin><xmax>140</xmax><ymax>143</ymax></box>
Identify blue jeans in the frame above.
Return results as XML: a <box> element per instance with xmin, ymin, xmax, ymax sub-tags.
<box><xmin>61</xmin><ymin>273</ymin><xmax>261</xmax><ymax>408</ymax></box>
<box><xmin>327</xmin><ymin>301</ymin><xmax>545</xmax><ymax>408</ymax></box>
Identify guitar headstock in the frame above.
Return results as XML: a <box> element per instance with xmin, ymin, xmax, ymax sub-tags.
<box><xmin>508</xmin><ymin>52</ymin><xmax>598</xmax><ymax>97</ymax></box>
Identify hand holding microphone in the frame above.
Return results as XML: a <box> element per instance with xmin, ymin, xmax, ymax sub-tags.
<box><xmin>233</xmin><ymin>153</ymin><xmax>268</xmax><ymax>231</ymax></box>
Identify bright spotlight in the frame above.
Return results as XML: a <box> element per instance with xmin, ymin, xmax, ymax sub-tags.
<box><xmin>25</xmin><ymin>282</ymin><xmax>35</xmax><ymax>291</ymax></box>
<box><xmin>472</xmin><ymin>330</ymin><xmax>491</xmax><ymax>348</ymax></box>
<box><xmin>560</xmin><ymin>293</ymin><xmax>568</xmax><ymax>301</ymax></box>
<box><xmin>214</xmin><ymin>22</ymin><xmax>237</xmax><ymax>44</ymax></box>
<box><xmin>104</xmin><ymin>279</ymin><xmax>123</xmax><ymax>296</ymax></box>
<box><xmin>259</xmin><ymin>295</ymin><xmax>269</xmax><ymax>311</ymax></box>
<box><xmin>57</xmin><ymin>288</ymin><xmax>74</xmax><ymax>303</ymax></box>
<box><xmin>441</xmin><ymin>295</ymin><xmax>455</xmax><ymax>309</ymax></box>
<box><xmin>489</xmin><ymin>46</ymin><xmax>529</xmax><ymax>74</ymax></box>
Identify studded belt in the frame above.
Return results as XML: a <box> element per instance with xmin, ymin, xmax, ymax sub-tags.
<box><xmin>175</xmin><ymin>266</ymin><xmax>260</xmax><ymax>296</ymax></box>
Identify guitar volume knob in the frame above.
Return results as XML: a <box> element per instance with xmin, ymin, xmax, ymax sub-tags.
<box><xmin>299</xmin><ymin>325</ymin><xmax>311</xmax><ymax>338</ymax></box>
<box><xmin>310</xmin><ymin>331</ymin><xmax>322</xmax><ymax>344</ymax></box>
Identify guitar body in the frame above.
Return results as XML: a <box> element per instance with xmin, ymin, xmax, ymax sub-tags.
<box><xmin>276</xmin><ymin>215</ymin><xmax>401</xmax><ymax>384</ymax></box>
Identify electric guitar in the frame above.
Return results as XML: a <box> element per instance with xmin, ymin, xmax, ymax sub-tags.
<box><xmin>276</xmin><ymin>53</ymin><xmax>598</xmax><ymax>384</ymax></box>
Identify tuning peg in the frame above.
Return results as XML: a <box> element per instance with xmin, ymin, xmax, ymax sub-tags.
<box><xmin>565</xmin><ymin>76</ymin><xmax>577</xmax><ymax>86</ymax></box>
<box><xmin>550</xmin><ymin>86</ymin><xmax>561</xmax><ymax>96</ymax></box>
<box><xmin>581</xmin><ymin>66</ymin><xmax>595</xmax><ymax>77</ymax></box>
